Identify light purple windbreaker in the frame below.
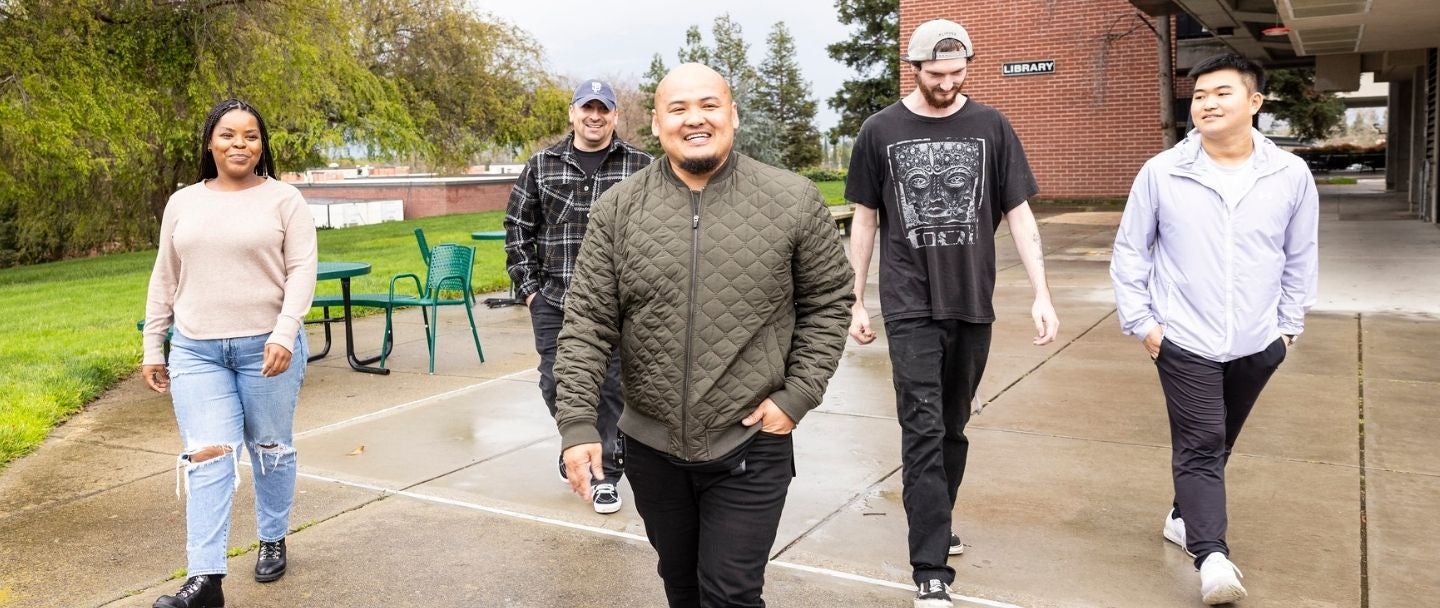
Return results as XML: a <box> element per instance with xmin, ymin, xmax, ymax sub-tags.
<box><xmin>1110</xmin><ymin>129</ymin><xmax>1319</xmax><ymax>362</ymax></box>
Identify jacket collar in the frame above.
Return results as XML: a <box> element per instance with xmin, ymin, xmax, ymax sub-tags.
<box><xmin>1169</xmin><ymin>127</ymin><xmax>1285</xmax><ymax>176</ymax></box>
<box><xmin>658</xmin><ymin>150</ymin><xmax>739</xmax><ymax>191</ymax></box>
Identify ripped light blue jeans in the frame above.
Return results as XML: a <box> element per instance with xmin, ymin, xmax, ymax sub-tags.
<box><xmin>168</xmin><ymin>330</ymin><xmax>306</xmax><ymax>576</ymax></box>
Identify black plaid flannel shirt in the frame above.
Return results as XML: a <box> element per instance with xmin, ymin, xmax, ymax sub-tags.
<box><xmin>504</xmin><ymin>134</ymin><xmax>652</xmax><ymax>308</ymax></box>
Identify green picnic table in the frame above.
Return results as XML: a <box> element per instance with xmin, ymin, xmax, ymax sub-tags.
<box><xmin>472</xmin><ymin>231</ymin><xmax>522</xmax><ymax>308</ymax></box>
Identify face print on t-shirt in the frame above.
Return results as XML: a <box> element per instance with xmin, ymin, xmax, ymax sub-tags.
<box><xmin>887</xmin><ymin>138</ymin><xmax>985</xmax><ymax>248</ymax></box>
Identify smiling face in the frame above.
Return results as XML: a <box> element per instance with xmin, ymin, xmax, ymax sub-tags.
<box><xmin>1191</xmin><ymin>68</ymin><xmax>1264</xmax><ymax>141</ymax></box>
<box><xmin>652</xmin><ymin>63</ymin><xmax>738</xmax><ymax>183</ymax></box>
<box><xmin>206</xmin><ymin>109</ymin><xmax>264</xmax><ymax>182</ymax></box>
<box><xmin>569</xmin><ymin>99</ymin><xmax>617</xmax><ymax>152</ymax></box>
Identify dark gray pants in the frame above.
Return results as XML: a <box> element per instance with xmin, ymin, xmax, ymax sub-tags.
<box><xmin>530</xmin><ymin>296</ymin><xmax>625</xmax><ymax>485</ymax></box>
<box><xmin>885</xmin><ymin>317</ymin><xmax>992</xmax><ymax>587</ymax></box>
<box><xmin>1155</xmin><ymin>337</ymin><xmax>1286</xmax><ymax>567</ymax></box>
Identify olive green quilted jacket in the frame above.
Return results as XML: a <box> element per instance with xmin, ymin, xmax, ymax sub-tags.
<box><xmin>554</xmin><ymin>152</ymin><xmax>855</xmax><ymax>462</ymax></box>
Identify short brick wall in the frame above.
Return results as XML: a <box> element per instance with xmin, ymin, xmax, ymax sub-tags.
<box><xmin>292</xmin><ymin>176</ymin><xmax>519</xmax><ymax>219</ymax></box>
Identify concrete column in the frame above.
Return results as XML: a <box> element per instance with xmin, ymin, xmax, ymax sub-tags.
<box><xmin>1409</xmin><ymin>67</ymin><xmax>1426</xmax><ymax>212</ymax></box>
<box><xmin>1431</xmin><ymin>51</ymin><xmax>1440</xmax><ymax>223</ymax></box>
<box><xmin>1388</xmin><ymin>79</ymin><xmax>1412</xmax><ymax>192</ymax></box>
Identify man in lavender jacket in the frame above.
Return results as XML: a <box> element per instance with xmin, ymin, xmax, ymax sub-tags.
<box><xmin>1110</xmin><ymin>53</ymin><xmax>1318</xmax><ymax>606</ymax></box>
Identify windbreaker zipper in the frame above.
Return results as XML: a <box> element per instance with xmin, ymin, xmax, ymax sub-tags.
<box><xmin>681</xmin><ymin>189</ymin><xmax>702</xmax><ymax>461</ymax></box>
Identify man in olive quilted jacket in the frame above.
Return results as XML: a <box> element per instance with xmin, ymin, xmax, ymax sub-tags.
<box><xmin>552</xmin><ymin>63</ymin><xmax>854</xmax><ymax>608</ymax></box>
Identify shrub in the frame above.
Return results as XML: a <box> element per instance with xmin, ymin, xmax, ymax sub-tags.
<box><xmin>799</xmin><ymin>167</ymin><xmax>847</xmax><ymax>182</ymax></box>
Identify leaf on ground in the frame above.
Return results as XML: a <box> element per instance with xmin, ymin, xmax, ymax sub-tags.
<box><xmin>346</xmin><ymin>445</ymin><xmax>365</xmax><ymax>456</ymax></box>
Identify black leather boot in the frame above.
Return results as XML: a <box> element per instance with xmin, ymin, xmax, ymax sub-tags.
<box><xmin>254</xmin><ymin>538</ymin><xmax>287</xmax><ymax>582</ymax></box>
<box><xmin>153</xmin><ymin>574</ymin><xmax>223</xmax><ymax>608</ymax></box>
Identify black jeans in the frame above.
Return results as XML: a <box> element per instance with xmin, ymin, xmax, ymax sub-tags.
<box><xmin>626</xmin><ymin>433</ymin><xmax>795</xmax><ymax>608</ymax></box>
<box><xmin>530</xmin><ymin>296</ymin><xmax>625</xmax><ymax>484</ymax></box>
<box><xmin>884</xmin><ymin>317</ymin><xmax>992</xmax><ymax>586</ymax></box>
<box><xmin>1155</xmin><ymin>337</ymin><xmax>1286</xmax><ymax>567</ymax></box>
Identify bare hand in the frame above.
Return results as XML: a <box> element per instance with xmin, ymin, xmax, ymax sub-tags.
<box><xmin>740</xmin><ymin>397</ymin><xmax>795</xmax><ymax>434</ymax></box>
<box><xmin>142</xmin><ymin>364</ymin><xmax>170</xmax><ymax>393</ymax></box>
<box><xmin>1032</xmin><ymin>297</ymin><xmax>1059</xmax><ymax>345</ymax></box>
<box><xmin>526</xmin><ymin>293</ymin><xmax>536</xmax><ymax>307</ymax></box>
<box><xmin>563</xmin><ymin>443</ymin><xmax>604</xmax><ymax>501</ymax></box>
<box><xmin>849</xmin><ymin>302</ymin><xmax>876</xmax><ymax>344</ymax></box>
<box><xmin>261</xmin><ymin>343</ymin><xmax>292</xmax><ymax>377</ymax></box>
<box><xmin>1145</xmin><ymin>325</ymin><xmax>1165</xmax><ymax>359</ymax></box>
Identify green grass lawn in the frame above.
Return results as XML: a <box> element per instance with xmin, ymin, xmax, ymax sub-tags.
<box><xmin>815</xmin><ymin>180</ymin><xmax>847</xmax><ymax>206</ymax></box>
<box><xmin>0</xmin><ymin>212</ymin><xmax>509</xmax><ymax>470</ymax></box>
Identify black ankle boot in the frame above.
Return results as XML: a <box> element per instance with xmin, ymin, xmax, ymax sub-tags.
<box><xmin>255</xmin><ymin>538</ymin><xmax>287</xmax><ymax>582</ymax></box>
<box><xmin>153</xmin><ymin>574</ymin><xmax>224</xmax><ymax>608</ymax></box>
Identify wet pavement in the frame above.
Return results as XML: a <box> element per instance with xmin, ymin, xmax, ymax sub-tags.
<box><xmin>1</xmin><ymin>179</ymin><xmax>1436</xmax><ymax>607</ymax></box>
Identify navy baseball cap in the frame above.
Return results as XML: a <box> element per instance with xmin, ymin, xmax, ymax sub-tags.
<box><xmin>572</xmin><ymin>79</ymin><xmax>617</xmax><ymax>111</ymax></box>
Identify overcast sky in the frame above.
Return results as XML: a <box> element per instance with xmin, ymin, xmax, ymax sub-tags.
<box><xmin>470</xmin><ymin>0</ymin><xmax>855</xmax><ymax>132</ymax></box>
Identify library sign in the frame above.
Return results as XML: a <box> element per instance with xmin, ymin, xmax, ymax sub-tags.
<box><xmin>1001</xmin><ymin>60</ymin><xmax>1056</xmax><ymax>77</ymax></box>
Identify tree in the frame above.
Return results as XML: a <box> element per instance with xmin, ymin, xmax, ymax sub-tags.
<box><xmin>706</xmin><ymin>14</ymin><xmax>780</xmax><ymax>165</ymax></box>
<box><xmin>354</xmin><ymin>0</ymin><xmax>568</xmax><ymax>169</ymax></box>
<box><xmin>678</xmin><ymin>25</ymin><xmax>711</xmax><ymax>65</ymax></box>
<box><xmin>756</xmin><ymin>22</ymin><xmax>822</xmax><ymax>170</ymax></box>
<box><xmin>1266</xmin><ymin>68</ymin><xmax>1345</xmax><ymax>143</ymax></box>
<box><xmin>634</xmin><ymin>53</ymin><xmax>668</xmax><ymax>156</ymax></box>
<box><xmin>0</xmin><ymin>0</ymin><xmax>567</xmax><ymax>267</ymax></box>
<box><xmin>826</xmin><ymin>0</ymin><xmax>899</xmax><ymax>141</ymax></box>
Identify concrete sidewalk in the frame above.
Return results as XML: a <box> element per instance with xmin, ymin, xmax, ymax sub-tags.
<box><xmin>1</xmin><ymin>179</ymin><xmax>1436</xmax><ymax>607</ymax></box>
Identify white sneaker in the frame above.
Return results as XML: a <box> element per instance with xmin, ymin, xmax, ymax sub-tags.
<box><xmin>591</xmin><ymin>483</ymin><xmax>622</xmax><ymax>514</ymax></box>
<box><xmin>1163</xmin><ymin>508</ymin><xmax>1195</xmax><ymax>557</ymax></box>
<box><xmin>1198</xmin><ymin>552</ymin><xmax>1247</xmax><ymax>605</ymax></box>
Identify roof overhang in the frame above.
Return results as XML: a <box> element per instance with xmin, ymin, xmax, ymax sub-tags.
<box><xmin>1131</xmin><ymin>0</ymin><xmax>1440</xmax><ymax>73</ymax></box>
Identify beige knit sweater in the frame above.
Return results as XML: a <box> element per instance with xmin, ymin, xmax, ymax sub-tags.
<box><xmin>143</xmin><ymin>178</ymin><xmax>317</xmax><ymax>365</ymax></box>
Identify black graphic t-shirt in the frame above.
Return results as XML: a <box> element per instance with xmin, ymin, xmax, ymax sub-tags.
<box><xmin>846</xmin><ymin>99</ymin><xmax>1038</xmax><ymax>323</ymax></box>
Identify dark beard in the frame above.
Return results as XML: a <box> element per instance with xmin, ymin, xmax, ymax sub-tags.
<box><xmin>678</xmin><ymin>154</ymin><xmax>723</xmax><ymax>176</ymax></box>
<box><xmin>915</xmin><ymin>77</ymin><xmax>957</xmax><ymax>109</ymax></box>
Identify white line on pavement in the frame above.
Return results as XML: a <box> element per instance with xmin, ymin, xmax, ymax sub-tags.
<box><xmin>293</xmin><ymin>470</ymin><xmax>1027</xmax><ymax>608</ymax></box>
<box><xmin>771</xmin><ymin>561</ymin><xmax>1024</xmax><ymax>608</ymax></box>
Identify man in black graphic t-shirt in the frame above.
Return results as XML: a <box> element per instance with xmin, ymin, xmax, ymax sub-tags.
<box><xmin>844</xmin><ymin>19</ymin><xmax>1060</xmax><ymax>608</ymax></box>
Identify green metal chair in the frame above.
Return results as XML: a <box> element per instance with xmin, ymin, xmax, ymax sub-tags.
<box><xmin>378</xmin><ymin>242</ymin><xmax>485</xmax><ymax>373</ymax></box>
<box><xmin>414</xmin><ymin>227</ymin><xmax>431</xmax><ymax>265</ymax></box>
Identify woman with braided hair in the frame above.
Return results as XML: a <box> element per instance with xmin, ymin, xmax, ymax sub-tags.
<box><xmin>140</xmin><ymin>98</ymin><xmax>317</xmax><ymax>608</ymax></box>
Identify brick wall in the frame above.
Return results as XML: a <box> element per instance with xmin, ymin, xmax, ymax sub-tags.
<box><xmin>293</xmin><ymin>178</ymin><xmax>518</xmax><ymax>219</ymax></box>
<box><xmin>900</xmin><ymin>0</ymin><xmax>1169</xmax><ymax>198</ymax></box>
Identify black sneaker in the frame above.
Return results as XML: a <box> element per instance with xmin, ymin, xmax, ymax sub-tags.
<box><xmin>153</xmin><ymin>574</ymin><xmax>224</xmax><ymax>608</ymax></box>
<box><xmin>948</xmin><ymin>532</ymin><xmax>964</xmax><ymax>556</ymax></box>
<box><xmin>592</xmin><ymin>483</ymin><xmax>622</xmax><ymax>514</ymax></box>
<box><xmin>254</xmin><ymin>538</ymin><xmax>286</xmax><ymax>582</ymax></box>
<box><xmin>913</xmin><ymin>578</ymin><xmax>953</xmax><ymax>608</ymax></box>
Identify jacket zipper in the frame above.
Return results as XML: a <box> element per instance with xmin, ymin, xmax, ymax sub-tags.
<box><xmin>681</xmin><ymin>189</ymin><xmax>702</xmax><ymax>461</ymax></box>
<box><xmin>1171</xmin><ymin>162</ymin><xmax>1286</xmax><ymax>356</ymax></box>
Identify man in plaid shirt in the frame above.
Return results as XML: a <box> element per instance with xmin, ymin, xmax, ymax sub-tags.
<box><xmin>504</xmin><ymin>79</ymin><xmax>652</xmax><ymax>514</ymax></box>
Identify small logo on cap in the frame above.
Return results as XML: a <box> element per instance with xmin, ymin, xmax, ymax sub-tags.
<box><xmin>591</xmin><ymin>81</ymin><xmax>602</xmax><ymax>93</ymax></box>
